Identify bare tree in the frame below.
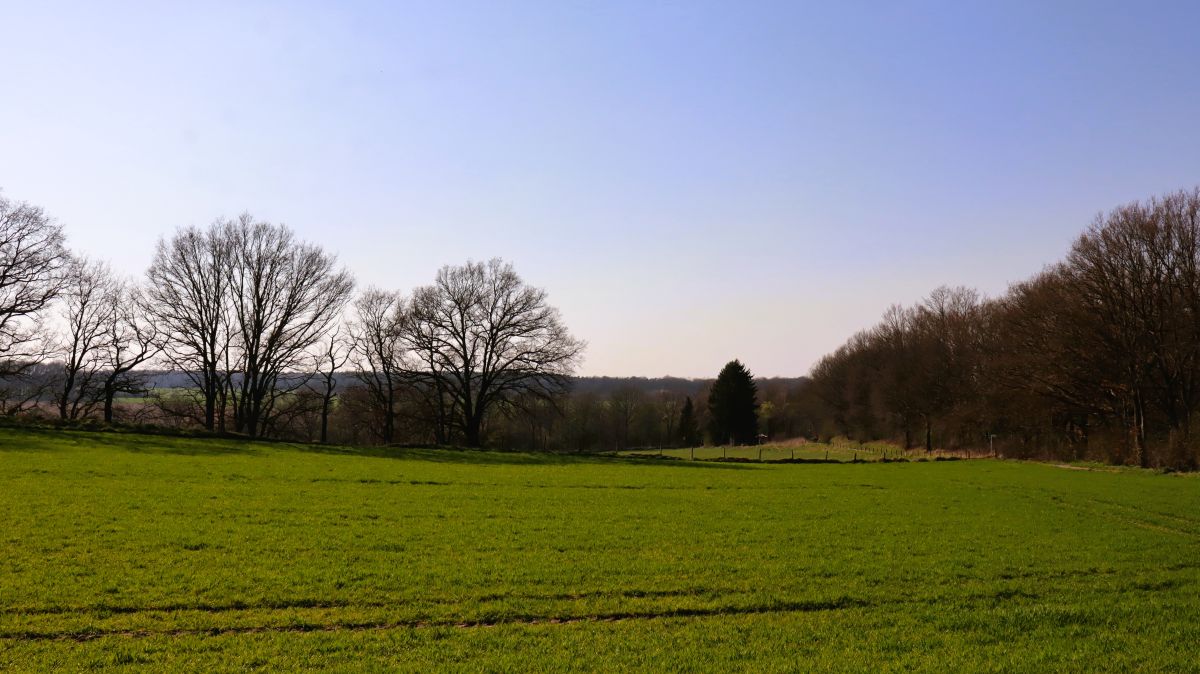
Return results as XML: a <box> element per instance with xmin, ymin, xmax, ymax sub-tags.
<box><xmin>0</xmin><ymin>193</ymin><xmax>68</xmax><ymax>378</ymax></box>
<box><xmin>408</xmin><ymin>259</ymin><xmax>584</xmax><ymax>447</ymax></box>
<box><xmin>312</xmin><ymin>325</ymin><xmax>351</xmax><ymax>443</ymax></box>
<box><xmin>146</xmin><ymin>224</ymin><xmax>233</xmax><ymax>431</ymax></box>
<box><xmin>910</xmin><ymin>286</ymin><xmax>985</xmax><ymax>452</ymax></box>
<box><xmin>348</xmin><ymin>289</ymin><xmax>409</xmax><ymax>443</ymax></box>
<box><xmin>401</xmin><ymin>296</ymin><xmax>457</xmax><ymax>445</ymax></box>
<box><xmin>607</xmin><ymin>386</ymin><xmax>644</xmax><ymax>450</ymax></box>
<box><xmin>991</xmin><ymin>268</ymin><xmax>1113</xmax><ymax>457</ymax></box>
<box><xmin>99</xmin><ymin>280</ymin><xmax>160</xmax><ymax>423</ymax></box>
<box><xmin>657</xmin><ymin>391</ymin><xmax>682</xmax><ymax>447</ymax></box>
<box><xmin>1065</xmin><ymin>188</ymin><xmax>1200</xmax><ymax>467</ymax></box>
<box><xmin>54</xmin><ymin>258</ymin><xmax>117</xmax><ymax>419</ymax></box>
<box><xmin>221</xmin><ymin>215</ymin><xmax>354</xmax><ymax>438</ymax></box>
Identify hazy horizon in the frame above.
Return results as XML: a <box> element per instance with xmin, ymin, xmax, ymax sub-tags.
<box><xmin>4</xmin><ymin>1</ymin><xmax>1199</xmax><ymax>378</ymax></box>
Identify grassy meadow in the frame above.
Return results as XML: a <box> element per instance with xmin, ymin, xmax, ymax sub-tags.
<box><xmin>1</xmin><ymin>428</ymin><xmax>1199</xmax><ymax>671</ymax></box>
<box><xmin>621</xmin><ymin>442</ymin><xmax>937</xmax><ymax>462</ymax></box>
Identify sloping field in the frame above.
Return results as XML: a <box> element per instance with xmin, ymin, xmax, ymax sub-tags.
<box><xmin>1</xmin><ymin>428</ymin><xmax>1198</xmax><ymax>671</ymax></box>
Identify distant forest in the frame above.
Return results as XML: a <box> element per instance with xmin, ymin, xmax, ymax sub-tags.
<box><xmin>7</xmin><ymin>366</ymin><xmax>815</xmax><ymax>453</ymax></box>
<box><xmin>809</xmin><ymin>187</ymin><xmax>1200</xmax><ymax>470</ymax></box>
<box><xmin>132</xmin><ymin>372</ymin><xmax>808</xmax><ymax>399</ymax></box>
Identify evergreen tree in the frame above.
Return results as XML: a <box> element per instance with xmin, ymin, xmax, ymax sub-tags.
<box><xmin>678</xmin><ymin>396</ymin><xmax>700</xmax><ymax>447</ymax></box>
<box><xmin>707</xmin><ymin>359</ymin><xmax>759</xmax><ymax>445</ymax></box>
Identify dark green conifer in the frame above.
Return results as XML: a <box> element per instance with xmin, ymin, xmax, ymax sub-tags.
<box><xmin>707</xmin><ymin>359</ymin><xmax>759</xmax><ymax>445</ymax></box>
<box><xmin>678</xmin><ymin>396</ymin><xmax>700</xmax><ymax>447</ymax></box>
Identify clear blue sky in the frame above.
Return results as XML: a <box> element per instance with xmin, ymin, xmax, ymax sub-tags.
<box><xmin>3</xmin><ymin>1</ymin><xmax>1199</xmax><ymax>377</ymax></box>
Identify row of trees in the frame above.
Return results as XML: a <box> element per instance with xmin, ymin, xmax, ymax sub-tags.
<box><xmin>18</xmin><ymin>183</ymin><xmax>1194</xmax><ymax>464</ymax></box>
<box><xmin>0</xmin><ymin>192</ymin><xmax>582</xmax><ymax>447</ymax></box>
<box><xmin>809</xmin><ymin>187</ymin><xmax>1200</xmax><ymax>469</ymax></box>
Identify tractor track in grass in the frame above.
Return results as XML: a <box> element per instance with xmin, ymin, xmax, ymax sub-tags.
<box><xmin>11</xmin><ymin>566</ymin><xmax>1193</xmax><ymax>644</ymax></box>
<box><xmin>0</xmin><ymin>586</ymin><xmax>730</xmax><ymax>618</ymax></box>
<box><xmin>0</xmin><ymin>597</ymin><xmax>869</xmax><ymax>642</ymax></box>
<box><xmin>947</xmin><ymin>475</ymin><xmax>1200</xmax><ymax>540</ymax></box>
<box><xmin>1043</xmin><ymin>495</ymin><xmax>1200</xmax><ymax>539</ymax></box>
<box><xmin>7</xmin><ymin>560</ymin><xmax>1198</xmax><ymax>641</ymax></box>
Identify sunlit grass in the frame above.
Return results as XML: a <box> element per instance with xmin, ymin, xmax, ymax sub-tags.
<box><xmin>622</xmin><ymin>444</ymin><xmax>866</xmax><ymax>461</ymax></box>
<box><xmin>1</xmin><ymin>427</ymin><xmax>1198</xmax><ymax>671</ymax></box>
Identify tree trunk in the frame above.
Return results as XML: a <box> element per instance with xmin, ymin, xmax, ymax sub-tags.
<box><xmin>1136</xmin><ymin>394</ymin><xmax>1150</xmax><ymax>469</ymax></box>
<box><xmin>203</xmin><ymin>376</ymin><xmax>217</xmax><ymax>431</ymax></box>
<box><xmin>103</xmin><ymin>382</ymin><xmax>115</xmax><ymax>423</ymax></box>
<box><xmin>433</xmin><ymin>385</ymin><xmax>448</xmax><ymax>445</ymax></box>
<box><xmin>465</xmin><ymin>413</ymin><xmax>484</xmax><ymax>448</ymax></box>
<box><xmin>245</xmin><ymin>394</ymin><xmax>260</xmax><ymax>439</ymax></box>
<box><xmin>58</xmin><ymin>370</ymin><xmax>76</xmax><ymax>420</ymax></box>
<box><xmin>382</xmin><ymin>390</ymin><xmax>395</xmax><ymax>444</ymax></box>
<box><xmin>320</xmin><ymin>392</ymin><xmax>331</xmax><ymax>444</ymax></box>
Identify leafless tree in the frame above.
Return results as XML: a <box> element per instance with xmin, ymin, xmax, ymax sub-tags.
<box><xmin>606</xmin><ymin>386</ymin><xmax>644</xmax><ymax>450</ymax></box>
<box><xmin>990</xmin><ymin>268</ymin><xmax>1112</xmax><ymax>456</ymax></box>
<box><xmin>99</xmin><ymin>280</ymin><xmax>160</xmax><ymax>423</ymax></box>
<box><xmin>0</xmin><ymin>193</ymin><xmax>68</xmax><ymax>379</ymax></box>
<box><xmin>802</xmin><ymin>187</ymin><xmax>1200</xmax><ymax>468</ymax></box>
<box><xmin>145</xmin><ymin>215</ymin><xmax>352</xmax><ymax>437</ymax></box>
<box><xmin>911</xmin><ymin>286</ymin><xmax>985</xmax><ymax>451</ymax></box>
<box><xmin>146</xmin><ymin>224</ymin><xmax>233</xmax><ymax>431</ymax></box>
<box><xmin>408</xmin><ymin>259</ymin><xmax>584</xmax><ymax>447</ymax></box>
<box><xmin>401</xmin><ymin>295</ymin><xmax>457</xmax><ymax>445</ymax></box>
<box><xmin>348</xmin><ymin>289</ymin><xmax>409</xmax><ymax>443</ymax></box>
<box><xmin>312</xmin><ymin>325</ymin><xmax>351</xmax><ymax>443</ymax></box>
<box><xmin>221</xmin><ymin>215</ymin><xmax>354</xmax><ymax>438</ymax></box>
<box><xmin>657</xmin><ymin>391</ymin><xmax>682</xmax><ymax>447</ymax></box>
<box><xmin>1065</xmin><ymin>188</ymin><xmax>1200</xmax><ymax>466</ymax></box>
<box><xmin>54</xmin><ymin>258</ymin><xmax>117</xmax><ymax>419</ymax></box>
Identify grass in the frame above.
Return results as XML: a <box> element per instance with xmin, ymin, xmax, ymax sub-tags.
<box><xmin>1</xmin><ymin>428</ymin><xmax>1199</xmax><ymax>671</ymax></box>
<box><xmin>621</xmin><ymin>443</ymin><xmax>902</xmax><ymax>461</ymax></box>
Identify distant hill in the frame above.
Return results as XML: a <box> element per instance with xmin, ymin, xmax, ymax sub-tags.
<box><xmin>569</xmin><ymin>376</ymin><xmax>809</xmax><ymax>396</ymax></box>
<box><xmin>135</xmin><ymin>371</ymin><xmax>808</xmax><ymax>397</ymax></box>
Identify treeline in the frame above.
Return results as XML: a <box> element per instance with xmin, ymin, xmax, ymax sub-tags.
<box><xmin>0</xmin><ymin>194</ymin><xmax>581</xmax><ymax>447</ymax></box>
<box><xmin>87</xmin><ymin>371</ymin><xmax>813</xmax><ymax>451</ymax></box>
<box><xmin>0</xmin><ymin>190</ymin><xmax>816</xmax><ymax>451</ymax></box>
<box><xmin>809</xmin><ymin>187</ymin><xmax>1200</xmax><ymax>469</ymax></box>
<box><xmin>484</xmin><ymin>366</ymin><xmax>816</xmax><ymax>450</ymax></box>
<box><xmin>10</xmin><ymin>185</ymin><xmax>1199</xmax><ymax>465</ymax></box>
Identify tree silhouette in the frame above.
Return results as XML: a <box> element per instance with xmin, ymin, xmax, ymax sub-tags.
<box><xmin>678</xmin><ymin>396</ymin><xmax>700</xmax><ymax>447</ymax></box>
<box><xmin>707</xmin><ymin>360</ymin><xmax>759</xmax><ymax>445</ymax></box>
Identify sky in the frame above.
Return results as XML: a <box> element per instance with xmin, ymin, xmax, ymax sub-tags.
<box><xmin>3</xmin><ymin>1</ymin><xmax>1199</xmax><ymax>378</ymax></box>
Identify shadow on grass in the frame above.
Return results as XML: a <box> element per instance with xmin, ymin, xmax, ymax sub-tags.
<box><xmin>289</xmin><ymin>443</ymin><xmax>754</xmax><ymax>469</ymax></box>
<box><xmin>0</xmin><ymin>426</ymin><xmax>263</xmax><ymax>457</ymax></box>
<box><xmin>92</xmin><ymin>433</ymin><xmax>265</xmax><ymax>457</ymax></box>
<box><xmin>0</xmin><ymin>426</ymin><xmax>748</xmax><ymax>468</ymax></box>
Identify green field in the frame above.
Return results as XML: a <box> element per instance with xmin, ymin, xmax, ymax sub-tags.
<box><xmin>621</xmin><ymin>444</ymin><xmax>913</xmax><ymax>462</ymax></box>
<box><xmin>2</xmin><ymin>428</ymin><xmax>1199</xmax><ymax>671</ymax></box>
